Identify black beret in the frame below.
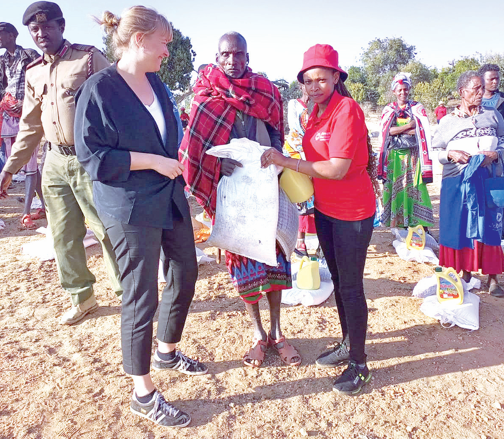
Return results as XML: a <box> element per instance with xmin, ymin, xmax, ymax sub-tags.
<box><xmin>0</xmin><ymin>22</ymin><xmax>18</xmax><ymax>37</ymax></box>
<box><xmin>22</xmin><ymin>2</ymin><xmax>63</xmax><ymax>26</ymax></box>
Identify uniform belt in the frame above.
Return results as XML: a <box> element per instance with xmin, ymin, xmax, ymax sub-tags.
<box><xmin>50</xmin><ymin>143</ymin><xmax>76</xmax><ymax>156</ymax></box>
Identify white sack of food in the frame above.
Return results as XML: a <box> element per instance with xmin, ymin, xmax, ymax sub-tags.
<box><xmin>277</xmin><ymin>187</ymin><xmax>299</xmax><ymax>258</ymax></box>
<box><xmin>420</xmin><ymin>291</ymin><xmax>480</xmax><ymax>330</ymax></box>
<box><xmin>282</xmin><ymin>260</ymin><xmax>334</xmax><ymax>306</ymax></box>
<box><xmin>391</xmin><ymin>227</ymin><xmax>439</xmax><ymax>250</ymax></box>
<box><xmin>393</xmin><ymin>240</ymin><xmax>439</xmax><ymax>264</ymax></box>
<box><xmin>413</xmin><ymin>274</ymin><xmax>481</xmax><ymax>298</ymax></box>
<box><xmin>205</xmin><ymin>139</ymin><xmax>282</xmax><ymax>266</ymax></box>
<box><xmin>281</xmin><ymin>281</ymin><xmax>334</xmax><ymax>307</ymax></box>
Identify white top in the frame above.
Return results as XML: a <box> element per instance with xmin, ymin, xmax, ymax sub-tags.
<box><xmin>446</xmin><ymin>136</ymin><xmax>498</xmax><ymax>156</ymax></box>
<box><xmin>144</xmin><ymin>88</ymin><xmax>167</xmax><ymax>144</ymax></box>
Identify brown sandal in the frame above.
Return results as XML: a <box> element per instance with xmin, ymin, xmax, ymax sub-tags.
<box><xmin>243</xmin><ymin>338</ymin><xmax>268</xmax><ymax>368</ymax></box>
<box><xmin>268</xmin><ymin>333</ymin><xmax>302</xmax><ymax>366</ymax></box>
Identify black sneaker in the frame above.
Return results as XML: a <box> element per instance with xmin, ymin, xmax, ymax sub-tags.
<box><xmin>332</xmin><ymin>361</ymin><xmax>371</xmax><ymax>395</ymax></box>
<box><xmin>152</xmin><ymin>351</ymin><xmax>208</xmax><ymax>375</ymax></box>
<box><xmin>316</xmin><ymin>342</ymin><xmax>350</xmax><ymax>368</ymax></box>
<box><xmin>130</xmin><ymin>391</ymin><xmax>191</xmax><ymax>428</ymax></box>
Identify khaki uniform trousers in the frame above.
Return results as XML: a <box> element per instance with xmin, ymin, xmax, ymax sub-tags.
<box><xmin>42</xmin><ymin>148</ymin><xmax>122</xmax><ymax>305</ymax></box>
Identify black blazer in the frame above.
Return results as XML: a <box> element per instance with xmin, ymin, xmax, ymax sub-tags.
<box><xmin>75</xmin><ymin>64</ymin><xmax>188</xmax><ymax>229</ymax></box>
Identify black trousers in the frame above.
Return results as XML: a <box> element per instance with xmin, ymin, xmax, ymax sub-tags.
<box><xmin>101</xmin><ymin>212</ymin><xmax>198</xmax><ymax>376</ymax></box>
<box><xmin>315</xmin><ymin>209</ymin><xmax>374</xmax><ymax>364</ymax></box>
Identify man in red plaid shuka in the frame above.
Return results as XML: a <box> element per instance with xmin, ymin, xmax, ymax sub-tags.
<box><xmin>179</xmin><ymin>32</ymin><xmax>301</xmax><ymax>369</ymax></box>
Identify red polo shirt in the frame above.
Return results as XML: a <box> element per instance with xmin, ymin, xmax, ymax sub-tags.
<box><xmin>302</xmin><ymin>91</ymin><xmax>376</xmax><ymax>221</ymax></box>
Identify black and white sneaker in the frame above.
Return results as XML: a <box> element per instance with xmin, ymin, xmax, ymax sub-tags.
<box><xmin>315</xmin><ymin>342</ymin><xmax>350</xmax><ymax>368</ymax></box>
<box><xmin>332</xmin><ymin>361</ymin><xmax>372</xmax><ymax>395</ymax></box>
<box><xmin>131</xmin><ymin>391</ymin><xmax>191</xmax><ymax>428</ymax></box>
<box><xmin>152</xmin><ymin>351</ymin><xmax>208</xmax><ymax>375</ymax></box>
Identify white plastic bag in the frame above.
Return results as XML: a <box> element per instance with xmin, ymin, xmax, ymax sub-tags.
<box><xmin>22</xmin><ymin>227</ymin><xmax>98</xmax><ymax>261</ymax></box>
<box><xmin>194</xmin><ymin>212</ymin><xmax>212</xmax><ymax>229</ymax></box>
<box><xmin>420</xmin><ymin>292</ymin><xmax>480</xmax><ymax>330</ymax></box>
<box><xmin>30</xmin><ymin>197</ymin><xmax>43</xmax><ymax>209</ymax></box>
<box><xmin>413</xmin><ymin>274</ymin><xmax>481</xmax><ymax>298</ymax></box>
<box><xmin>205</xmin><ymin>139</ymin><xmax>282</xmax><ymax>266</ymax></box>
<box><xmin>304</xmin><ymin>234</ymin><xmax>319</xmax><ymax>251</ymax></box>
<box><xmin>392</xmin><ymin>240</ymin><xmax>439</xmax><ymax>264</ymax></box>
<box><xmin>391</xmin><ymin>227</ymin><xmax>439</xmax><ymax>250</ymax></box>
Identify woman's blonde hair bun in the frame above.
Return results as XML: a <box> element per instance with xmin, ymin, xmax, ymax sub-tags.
<box><xmin>96</xmin><ymin>11</ymin><xmax>120</xmax><ymax>35</ymax></box>
<box><xmin>93</xmin><ymin>6</ymin><xmax>171</xmax><ymax>59</ymax></box>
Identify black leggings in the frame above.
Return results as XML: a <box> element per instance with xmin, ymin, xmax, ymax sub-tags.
<box><xmin>101</xmin><ymin>213</ymin><xmax>198</xmax><ymax>376</ymax></box>
<box><xmin>315</xmin><ymin>209</ymin><xmax>374</xmax><ymax>364</ymax></box>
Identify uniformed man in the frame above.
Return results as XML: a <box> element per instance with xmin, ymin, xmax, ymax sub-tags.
<box><xmin>0</xmin><ymin>1</ymin><xmax>122</xmax><ymax>325</ymax></box>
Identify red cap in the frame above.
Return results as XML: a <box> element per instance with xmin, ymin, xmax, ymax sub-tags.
<box><xmin>297</xmin><ymin>44</ymin><xmax>348</xmax><ymax>84</ymax></box>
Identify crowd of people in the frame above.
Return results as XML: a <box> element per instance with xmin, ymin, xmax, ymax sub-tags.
<box><xmin>1</xmin><ymin>0</ymin><xmax>504</xmax><ymax>430</ymax></box>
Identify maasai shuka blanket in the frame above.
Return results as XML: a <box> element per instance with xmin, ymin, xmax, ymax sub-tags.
<box><xmin>0</xmin><ymin>93</ymin><xmax>21</xmax><ymax>136</ymax></box>
<box><xmin>179</xmin><ymin>64</ymin><xmax>284</xmax><ymax>216</ymax></box>
<box><xmin>378</xmin><ymin>100</ymin><xmax>433</xmax><ymax>183</ymax></box>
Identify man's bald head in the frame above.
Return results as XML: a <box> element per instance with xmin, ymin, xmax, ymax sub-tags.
<box><xmin>216</xmin><ymin>32</ymin><xmax>249</xmax><ymax>79</ymax></box>
<box><xmin>218</xmin><ymin>32</ymin><xmax>247</xmax><ymax>52</ymax></box>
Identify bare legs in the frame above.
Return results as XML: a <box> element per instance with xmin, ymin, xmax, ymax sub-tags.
<box><xmin>462</xmin><ymin>270</ymin><xmax>503</xmax><ymax>296</ymax></box>
<box><xmin>244</xmin><ymin>290</ymin><xmax>282</xmax><ymax>343</ymax></box>
<box><xmin>23</xmin><ymin>170</ymin><xmax>45</xmax><ymax>216</ymax></box>
<box><xmin>242</xmin><ymin>291</ymin><xmax>283</xmax><ymax>367</ymax></box>
<box><xmin>462</xmin><ymin>270</ymin><xmax>472</xmax><ymax>283</ymax></box>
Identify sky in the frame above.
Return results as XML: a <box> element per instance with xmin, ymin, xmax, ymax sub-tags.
<box><xmin>3</xmin><ymin>0</ymin><xmax>504</xmax><ymax>83</ymax></box>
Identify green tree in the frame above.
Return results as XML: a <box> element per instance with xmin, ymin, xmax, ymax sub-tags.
<box><xmin>102</xmin><ymin>25</ymin><xmax>196</xmax><ymax>93</ymax></box>
<box><xmin>402</xmin><ymin>60</ymin><xmax>435</xmax><ymax>86</ymax></box>
<box><xmin>361</xmin><ymin>37</ymin><xmax>416</xmax><ymax>89</ymax></box>
<box><xmin>478</xmin><ymin>52</ymin><xmax>504</xmax><ymax>73</ymax></box>
<box><xmin>436</xmin><ymin>57</ymin><xmax>481</xmax><ymax>98</ymax></box>
<box><xmin>414</xmin><ymin>78</ymin><xmax>452</xmax><ymax>111</ymax></box>
<box><xmin>349</xmin><ymin>37</ymin><xmax>417</xmax><ymax>104</ymax></box>
<box><xmin>347</xmin><ymin>66</ymin><xmax>367</xmax><ymax>84</ymax></box>
<box><xmin>347</xmin><ymin>82</ymin><xmax>366</xmax><ymax>103</ymax></box>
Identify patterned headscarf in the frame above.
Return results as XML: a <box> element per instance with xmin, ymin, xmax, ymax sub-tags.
<box><xmin>391</xmin><ymin>72</ymin><xmax>412</xmax><ymax>91</ymax></box>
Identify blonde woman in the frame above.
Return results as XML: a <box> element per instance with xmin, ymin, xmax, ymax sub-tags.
<box><xmin>75</xmin><ymin>6</ymin><xmax>207</xmax><ymax>428</ymax></box>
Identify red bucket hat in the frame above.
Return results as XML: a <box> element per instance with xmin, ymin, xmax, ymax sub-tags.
<box><xmin>297</xmin><ymin>44</ymin><xmax>348</xmax><ymax>84</ymax></box>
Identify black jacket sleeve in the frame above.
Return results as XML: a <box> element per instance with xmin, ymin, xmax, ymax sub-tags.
<box><xmin>266</xmin><ymin>123</ymin><xmax>282</xmax><ymax>152</ymax></box>
<box><xmin>74</xmin><ymin>80</ymin><xmax>131</xmax><ymax>183</ymax></box>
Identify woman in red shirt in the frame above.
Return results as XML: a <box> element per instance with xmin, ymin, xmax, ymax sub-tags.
<box><xmin>262</xmin><ymin>44</ymin><xmax>377</xmax><ymax>395</ymax></box>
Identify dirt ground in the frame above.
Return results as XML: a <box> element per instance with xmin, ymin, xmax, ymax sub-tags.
<box><xmin>1</xmin><ymin>167</ymin><xmax>504</xmax><ymax>439</ymax></box>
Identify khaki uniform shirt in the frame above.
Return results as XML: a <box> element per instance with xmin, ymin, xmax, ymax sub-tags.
<box><xmin>4</xmin><ymin>40</ymin><xmax>110</xmax><ymax>174</ymax></box>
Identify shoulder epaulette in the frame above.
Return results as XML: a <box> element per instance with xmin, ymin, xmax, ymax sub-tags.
<box><xmin>71</xmin><ymin>44</ymin><xmax>107</xmax><ymax>59</ymax></box>
<box><xmin>71</xmin><ymin>43</ymin><xmax>95</xmax><ymax>52</ymax></box>
<box><xmin>26</xmin><ymin>56</ymin><xmax>43</xmax><ymax>70</ymax></box>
